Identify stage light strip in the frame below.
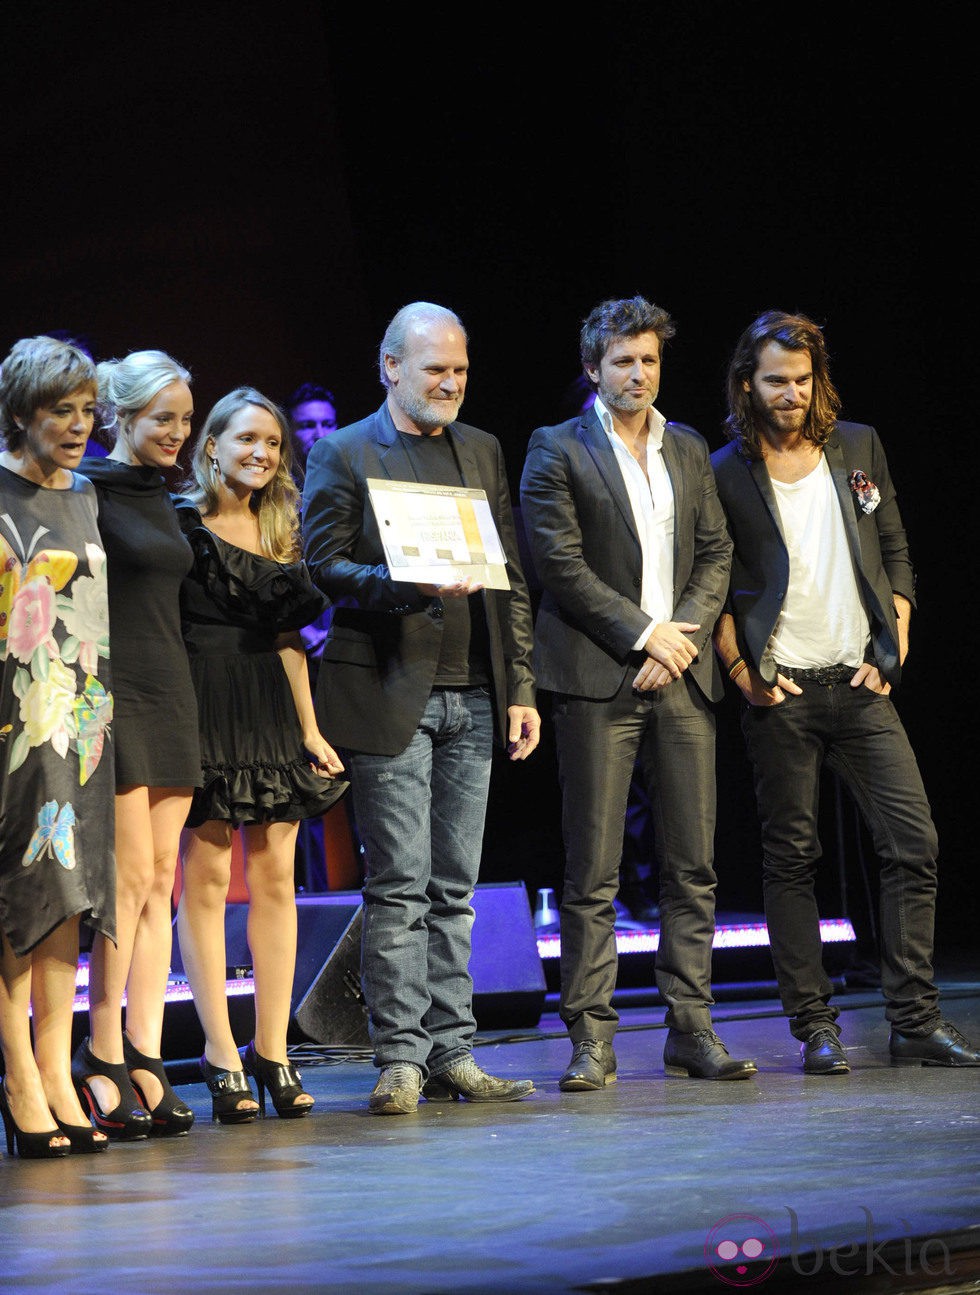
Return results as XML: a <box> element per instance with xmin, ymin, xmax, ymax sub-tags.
<box><xmin>66</xmin><ymin>919</ymin><xmax>857</xmax><ymax>1012</ymax></box>
<box><xmin>66</xmin><ymin>971</ymin><xmax>256</xmax><ymax>1014</ymax></box>
<box><xmin>534</xmin><ymin>918</ymin><xmax>856</xmax><ymax>960</ymax></box>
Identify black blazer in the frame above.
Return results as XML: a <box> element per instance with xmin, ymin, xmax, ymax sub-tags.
<box><xmin>519</xmin><ymin>408</ymin><xmax>732</xmax><ymax>703</ymax></box>
<box><xmin>710</xmin><ymin>421</ymin><xmax>916</xmax><ymax>688</ymax></box>
<box><xmin>301</xmin><ymin>402</ymin><xmax>536</xmax><ymax>756</ymax></box>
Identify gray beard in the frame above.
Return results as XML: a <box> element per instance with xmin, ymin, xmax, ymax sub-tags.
<box><xmin>397</xmin><ymin>390</ymin><xmax>464</xmax><ymax>433</ymax></box>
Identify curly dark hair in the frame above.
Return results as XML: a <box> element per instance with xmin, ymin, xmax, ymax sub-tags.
<box><xmin>579</xmin><ymin>295</ymin><xmax>676</xmax><ymax>376</ymax></box>
<box><xmin>723</xmin><ymin>310</ymin><xmax>841</xmax><ymax>461</ymax></box>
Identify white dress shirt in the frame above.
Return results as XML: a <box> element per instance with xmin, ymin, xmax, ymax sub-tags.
<box><xmin>593</xmin><ymin>395</ymin><xmax>674</xmax><ymax>649</ymax></box>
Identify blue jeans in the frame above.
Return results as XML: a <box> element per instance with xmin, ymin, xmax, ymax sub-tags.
<box><xmin>552</xmin><ymin>673</ymin><xmax>718</xmax><ymax>1039</ymax></box>
<box><xmin>345</xmin><ymin>687</ymin><xmax>493</xmax><ymax>1077</ymax></box>
<box><xmin>742</xmin><ymin>682</ymin><xmax>940</xmax><ymax>1039</ymax></box>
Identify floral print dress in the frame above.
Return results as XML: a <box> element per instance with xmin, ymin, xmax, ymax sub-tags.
<box><xmin>0</xmin><ymin>466</ymin><xmax>116</xmax><ymax>956</ymax></box>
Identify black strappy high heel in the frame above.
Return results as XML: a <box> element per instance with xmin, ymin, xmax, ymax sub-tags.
<box><xmin>0</xmin><ymin>1080</ymin><xmax>71</xmax><ymax>1159</ymax></box>
<box><xmin>199</xmin><ymin>1056</ymin><xmax>259</xmax><ymax>1124</ymax></box>
<box><xmin>240</xmin><ymin>1041</ymin><xmax>314</xmax><ymax>1119</ymax></box>
<box><xmin>70</xmin><ymin>1037</ymin><xmax>152</xmax><ymax>1141</ymax></box>
<box><xmin>52</xmin><ymin>1115</ymin><xmax>110</xmax><ymax>1154</ymax></box>
<box><xmin>123</xmin><ymin>1036</ymin><xmax>194</xmax><ymax>1137</ymax></box>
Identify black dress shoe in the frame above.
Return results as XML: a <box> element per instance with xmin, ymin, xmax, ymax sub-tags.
<box><xmin>558</xmin><ymin>1040</ymin><xmax>617</xmax><ymax>1091</ymax></box>
<box><xmin>801</xmin><ymin>1027</ymin><xmax>850</xmax><ymax>1075</ymax></box>
<box><xmin>663</xmin><ymin>1029</ymin><xmax>758</xmax><ymax>1080</ymax></box>
<box><xmin>890</xmin><ymin>1020</ymin><xmax>980</xmax><ymax>1067</ymax></box>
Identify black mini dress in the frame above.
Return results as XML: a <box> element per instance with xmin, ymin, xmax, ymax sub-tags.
<box><xmin>174</xmin><ymin>499</ymin><xmax>348</xmax><ymax>829</ymax></box>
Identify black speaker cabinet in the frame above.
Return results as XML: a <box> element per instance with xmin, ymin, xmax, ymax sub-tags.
<box><xmin>169</xmin><ymin>880</ymin><xmax>546</xmax><ymax>1056</ymax></box>
<box><xmin>292</xmin><ymin>896</ymin><xmax>369</xmax><ymax>1047</ymax></box>
<box><xmin>289</xmin><ymin>882</ymin><xmax>546</xmax><ymax>1041</ymax></box>
<box><xmin>467</xmin><ymin>881</ymin><xmax>547</xmax><ymax>1029</ymax></box>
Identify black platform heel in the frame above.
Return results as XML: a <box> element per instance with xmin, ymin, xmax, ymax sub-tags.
<box><xmin>70</xmin><ymin>1037</ymin><xmax>152</xmax><ymax>1141</ymax></box>
<box><xmin>199</xmin><ymin>1056</ymin><xmax>259</xmax><ymax>1124</ymax></box>
<box><xmin>241</xmin><ymin>1041</ymin><xmax>314</xmax><ymax>1119</ymax></box>
<box><xmin>52</xmin><ymin>1115</ymin><xmax>110</xmax><ymax>1154</ymax></box>
<box><xmin>123</xmin><ymin>1036</ymin><xmax>194</xmax><ymax>1137</ymax></box>
<box><xmin>0</xmin><ymin>1080</ymin><xmax>71</xmax><ymax>1159</ymax></box>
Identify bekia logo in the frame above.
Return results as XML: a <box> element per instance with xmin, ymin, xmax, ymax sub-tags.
<box><xmin>705</xmin><ymin>1214</ymin><xmax>780</xmax><ymax>1287</ymax></box>
<box><xmin>706</xmin><ymin>1207</ymin><xmax>953</xmax><ymax>1286</ymax></box>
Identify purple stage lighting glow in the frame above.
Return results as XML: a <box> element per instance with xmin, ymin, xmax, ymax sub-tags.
<box><xmin>534</xmin><ymin>918</ymin><xmax>856</xmax><ymax>961</ymax></box>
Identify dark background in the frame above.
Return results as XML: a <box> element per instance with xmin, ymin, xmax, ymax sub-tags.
<box><xmin>3</xmin><ymin>4</ymin><xmax>973</xmax><ymax>949</ymax></box>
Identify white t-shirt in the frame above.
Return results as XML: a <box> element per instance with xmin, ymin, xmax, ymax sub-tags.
<box><xmin>767</xmin><ymin>454</ymin><xmax>869</xmax><ymax>668</ymax></box>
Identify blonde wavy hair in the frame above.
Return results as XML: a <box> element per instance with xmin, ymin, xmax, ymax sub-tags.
<box><xmin>182</xmin><ymin>386</ymin><xmax>302</xmax><ymax>562</ymax></box>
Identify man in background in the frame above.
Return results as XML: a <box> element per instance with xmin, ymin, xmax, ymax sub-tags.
<box><xmin>287</xmin><ymin>381</ymin><xmax>338</xmax><ymax>459</ymax></box>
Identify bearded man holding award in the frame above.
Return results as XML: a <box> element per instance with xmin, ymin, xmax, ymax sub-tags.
<box><xmin>301</xmin><ymin>301</ymin><xmax>541</xmax><ymax>1115</ymax></box>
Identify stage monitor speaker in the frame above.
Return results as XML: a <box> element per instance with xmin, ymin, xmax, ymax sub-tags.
<box><xmin>292</xmin><ymin>896</ymin><xmax>369</xmax><ymax>1047</ymax></box>
<box><xmin>170</xmin><ymin>881</ymin><xmax>546</xmax><ymax>1053</ymax></box>
<box><xmin>170</xmin><ymin>893</ymin><xmax>369</xmax><ymax>1051</ymax></box>
<box><xmin>468</xmin><ymin>881</ymin><xmax>547</xmax><ymax>1029</ymax></box>
<box><xmin>289</xmin><ymin>883</ymin><xmax>546</xmax><ymax>1041</ymax></box>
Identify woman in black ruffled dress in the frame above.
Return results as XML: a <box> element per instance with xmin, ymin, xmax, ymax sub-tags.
<box><xmin>174</xmin><ymin>387</ymin><xmax>347</xmax><ymax>1123</ymax></box>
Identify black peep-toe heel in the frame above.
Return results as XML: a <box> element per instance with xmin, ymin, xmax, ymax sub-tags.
<box><xmin>123</xmin><ymin>1036</ymin><xmax>194</xmax><ymax>1137</ymax></box>
<box><xmin>70</xmin><ymin>1037</ymin><xmax>152</xmax><ymax>1141</ymax></box>
<box><xmin>200</xmin><ymin>1056</ymin><xmax>259</xmax><ymax>1125</ymax></box>
<box><xmin>52</xmin><ymin>1115</ymin><xmax>110</xmax><ymax>1154</ymax></box>
<box><xmin>241</xmin><ymin>1041</ymin><xmax>314</xmax><ymax>1119</ymax></box>
<box><xmin>0</xmin><ymin>1080</ymin><xmax>71</xmax><ymax>1159</ymax></box>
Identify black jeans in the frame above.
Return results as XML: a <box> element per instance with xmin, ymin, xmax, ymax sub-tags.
<box><xmin>553</xmin><ymin>673</ymin><xmax>718</xmax><ymax>1040</ymax></box>
<box><xmin>742</xmin><ymin>682</ymin><xmax>940</xmax><ymax>1039</ymax></box>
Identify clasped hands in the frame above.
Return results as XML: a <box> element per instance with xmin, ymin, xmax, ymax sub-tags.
<box><xmin>632</xmin><ymin>621</ymin><xmax>700</xmax><ymax>692</ymax></box>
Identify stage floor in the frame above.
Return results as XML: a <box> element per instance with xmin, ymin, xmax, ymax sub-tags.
<box><xmin>3</xmin><ymin>962</ymin><xmax>979</xmax><ymax>1295</ymax></box>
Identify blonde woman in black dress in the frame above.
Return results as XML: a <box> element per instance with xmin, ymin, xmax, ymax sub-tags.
<box><xmin>72</xmin><ymin>351</ymin><xmax>200</xmax><ymax>1139</ymax></box>
<box><xmin>0</xmin><ymin>336</ymin><xmax>115</xmax><ymax>1157</ymax></box>
<box><xmin>174</xmin><ymin>388</ymin><xmax>347</xmax><ymax>1122</ymax></box>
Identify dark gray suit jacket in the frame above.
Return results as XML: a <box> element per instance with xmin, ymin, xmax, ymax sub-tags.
<box><xmin>519</xmin><ymin>408</ymin><xmax>732</xmax><ymax>703</ymax></box>
<box><xmin>301</xmin><ymin>402</ymin><xmax>536</xmax><ymax>756</ymax></box>
<box><xmin>710</xmin><ymin>421</ymin><xmax>916</xmax><ymax>688</ymax></box>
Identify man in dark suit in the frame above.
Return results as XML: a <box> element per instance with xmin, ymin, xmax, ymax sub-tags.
<box><xmin>520</xmin><ymin>295</ymin><xmax>758</xmax><ymax>1089</ymax></box>
<box><xmin>711</xmin><ymin>308</ymin><xmax>979</xmax><ymax>1073</ymax></box>
<box><xmin>301</xmin><ymin>302</ymin><xmax>540</xmax><ymax>1114</ymax></box>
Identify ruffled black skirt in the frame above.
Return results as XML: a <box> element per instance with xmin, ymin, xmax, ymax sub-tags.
<box><xmin>185</xmin><ymin>650</ymin><xmax>348</xmax><ymax>829</ymax></box>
